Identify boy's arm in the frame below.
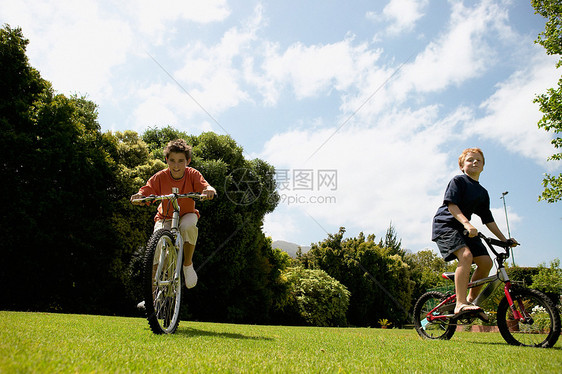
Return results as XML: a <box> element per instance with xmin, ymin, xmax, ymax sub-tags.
<box><xmin>485</xmin><ymin>221</ymin><xmax>507</xmax><ymax>241</ymax></box>
<box><xmin>130</xmin><ymin>174</ymin><xmax>159</xmax><ymax>205</ymax></box>
<box><xmin>447</xmin><ymin>203</ymin><xmax>478</xmax><ymax>237</ymax></box>
<box><xmin>485</xmin><ymin>221</ymin><xmax>519</xmax><ymax>246</ymax></box>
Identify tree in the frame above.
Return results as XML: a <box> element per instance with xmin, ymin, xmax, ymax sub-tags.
<box><xmin>404</xmin><ymin>249</ymin><xmax>449</xmax><ymax>299</ymax></box>
<box><xmin>300</xmin><ymin>227</ymin><xmax>414</xmax><ymax>326</ymax></box>
<box><xmin>0</xmin><ymin>25</ymin><xmax>137</xmax><ymax>314</ymax></box>
<box><xmin>378</xmin><ymin>222</ymin><xmax>404</xmax><ymax>257</ymax></box>
<box><xmin>532</xmin><ymin>0</ymin><xmax>562</xmax><ymax>203</ymax></box>
<box><xmin>102</xmin><ymin>131</ymin><xmax>166</xmax><ymax>303</ymax></box>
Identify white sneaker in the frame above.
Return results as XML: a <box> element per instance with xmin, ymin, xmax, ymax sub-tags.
<box><xmin>136</xmin><ymin>300</ymin><xmax>145</xmax><ymax>310</ymax></box>
<box><xmin>183</xmin><ymin>264</ymin><xmax>198</xmax><ymax>289</ymax></box>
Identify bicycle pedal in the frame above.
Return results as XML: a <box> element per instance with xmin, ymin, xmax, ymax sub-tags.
<box><xmin>475</xmin><ymin>310</ymin><xmax>489</xmax><ymax>323</ymax></box>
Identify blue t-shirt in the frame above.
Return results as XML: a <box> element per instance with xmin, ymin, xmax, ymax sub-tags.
<box><xmin>432</xmin><ymin>173</ymin><xmax>494</xmax><ymax>240</ymax></box>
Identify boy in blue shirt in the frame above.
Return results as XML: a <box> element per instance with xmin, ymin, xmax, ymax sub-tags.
<box><xmin>432</xmin><ymin>148</ymin><xmax>517</xmax><ymax>317</ymax></box>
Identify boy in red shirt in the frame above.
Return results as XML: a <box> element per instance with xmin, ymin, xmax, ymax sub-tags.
<box><xmin>131</xmin><ymin>139</ymin><xmax>216</xmax><ymax>289</ymax></box>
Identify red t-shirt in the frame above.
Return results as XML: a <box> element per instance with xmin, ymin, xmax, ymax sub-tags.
<box><xmin>138</xmin><ymin>167</ymin><xmax>209</xmax><ymax>221</ymax></box>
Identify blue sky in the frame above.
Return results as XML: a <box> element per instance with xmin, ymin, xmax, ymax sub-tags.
<box><xmin>2</xmin><ymin>0</ymin><xmax>560</xmax><ymax>267</ymax></box>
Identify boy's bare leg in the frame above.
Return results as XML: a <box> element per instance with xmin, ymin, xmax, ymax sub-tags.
<box><xmin>182</xmin><ymin>242</ymin><xmax>198</xmax><ymax>288</ymax></box>
<box><xmin>183</xmin><ymin>242</ymin><xmax>195</xmax><ymax>266</ymax></box>
<box><xmin>453</xmin><ymin>247</ymin><xmax>480</xmax><ymax>313</ymax></box>
<box><xmin>467</xmin><ymin>255</ymin><xmax>493</xmax><ymax>303</ymax></box>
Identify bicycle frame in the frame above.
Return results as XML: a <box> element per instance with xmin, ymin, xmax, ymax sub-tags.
<box><xmin>424</xmin><ymin>234</ymin><xmax>526</xmax><ymax>323</ymax></box>
<box><xmin>169</xmin><ymin>192</ymin><xmax>185</xmax><ymax>289</ymax></box>
<box><xmin>415</xmin><ymin>233</ymin><xmax>560</xmax><ymax>347</ymax></box>
<box><xmin>149</xmin><ymin>190</ymin><xmax>203</xmax><ymax>292</ymax></box>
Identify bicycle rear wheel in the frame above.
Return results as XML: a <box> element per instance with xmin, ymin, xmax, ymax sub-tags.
<box><xmin>143</xmin><ymin>229</ymin><xmax>182</xmax><ymax>334</ymax></box>
<box><xmin>413</xmin><ymin>291</ymin><xmax>456</xmax><ymax>340</ymax></box>
<box><xmin>497</xmin><ymin>287</ymin><xmax>560</xmax><ymax>348</ymax></box>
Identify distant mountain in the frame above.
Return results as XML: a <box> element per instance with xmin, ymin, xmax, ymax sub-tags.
<box><xmin>272</xmin><ymin>240</ymin><xmax>311</xmax><ymax>258</ymax></box>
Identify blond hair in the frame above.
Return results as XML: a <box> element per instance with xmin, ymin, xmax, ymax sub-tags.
<box><xmin>458</xmin><ymin>147</ymin><xmax>485</xmax><ymax>169</ymax></box>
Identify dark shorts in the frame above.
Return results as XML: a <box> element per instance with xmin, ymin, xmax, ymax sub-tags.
<box><xmin>433</xmin><ymin>229</ymin><xmax>489</xmax><ymax>262</ymax></box>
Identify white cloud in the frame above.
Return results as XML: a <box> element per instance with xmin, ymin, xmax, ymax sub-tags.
<box><xmin>0</xmin><ymin>0</ymin><xmax>231</xmax><ymax>102</ymax></box>
<box><xmin>130</xmin><ymin>82</ymin><xmax>223</xmax><ymax>135</ymax></box>
<box><xmin>132</xmin><ymin>84</ymin><xmax>182</xmax><ymax>130</ymax></box>
<box><xmin>340</xmin><ymin>0</ymin><xmax>514</xmax><ymax>124</ymax></box>
<box><xmin>472</xmin><ymin>53</ymin><xmax>562</xmax><ymax>169</ymax></box>
<box><xmin>263</xmin><ymin>208</ymin><xmax>301</xmax><ymax>242</ymax></box>
<box><xmin>0</xmin><ymin>0</ymin><xmax>133</xmax><ymax>99</ymax></box>
<box><xmin>476</xmin><ymin>207</ymin><xmax>521</xmax><ymax>238</ymax></box>
<box><xmin>126</xmin><ymin>5</ymin><xmax>263</xmax><ymax>130</ymax></box>
<box><xmin>382</xmin><ymin>0</ymin><xmax>429</xmax><ymax>35</ymax></box>
<box><xmin>129</xmin><ymin>0</ymin><xmax>231</xmax><ymax>41</ymax></box>
<box><xmin>366</xmin><ymin>0</ymin><xmax>428</xmax><ymax>36</ymax></box>
<box><xmin>398</xmin><ymin>1</ymin><xmax>509</xmax><ymax>94</ymax></box>
<box><xmin>166</xmin><ymin>5</ymin><xmax>263</xmax><ymax>113</ymax></box>
<box><xmin>258</xmin><ymin>38</ymin><xmax>381</xmax><ymax>101</ymax></box>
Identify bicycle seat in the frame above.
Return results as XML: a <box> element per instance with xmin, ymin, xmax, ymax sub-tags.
<box><xmin>442</xmin><ymin>272</ymin><xmax>455</xmax><ymax>281</ymax></box>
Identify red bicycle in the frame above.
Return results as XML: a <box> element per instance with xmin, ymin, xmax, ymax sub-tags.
<box><xmin>413</xmin><ymin>233</ymin><xmax>560</xmax><ymax>348</ymax></box>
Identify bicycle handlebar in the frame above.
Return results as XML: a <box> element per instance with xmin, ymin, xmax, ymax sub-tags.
<box><xmin>132</xmin><ymin>192</ymin><xmax>205</xmax><ymax>204</ymax></box>
<box><xmin>463</xmin><ymin>231</ymin><xmax>517</xmax><ymax>260</ymax></box>
<box><xmin>478</xmin><ymin>233</ymin><xmax>514</xmax><ymax>249</ymax></box>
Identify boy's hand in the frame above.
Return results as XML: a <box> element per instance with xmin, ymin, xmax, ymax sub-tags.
<box><xmin>463</xmin><ymin>224</ymin><xmax>478</xmax><ymax>238</ymax></box>
<box><xmin>506</xmin><ymin>238</ymin><xmax>519</xmax><ymax>247</ymax></box>
<box><xmin>130</xmin><ymin>193</ymin><xmax>145</xmax><ymax>205</ymax></box>
<box><xmin>201</xmin><ymin>187</ymin><xmax>216</xmax><ymax>200</ymax></box>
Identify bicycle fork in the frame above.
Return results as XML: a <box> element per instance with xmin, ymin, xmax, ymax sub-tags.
<box><xmin>503</xmin><ymin>282</ymin><xmax>533</xmax><ymax>324</ymax></box>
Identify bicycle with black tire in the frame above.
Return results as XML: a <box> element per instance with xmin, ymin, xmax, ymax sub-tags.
<box><xmin>132</xmin><ymin>191</ymin><xmax>205</xmax><ymax>334</ymax></box>
<box><xmin>413</xmin><ymin>233</ymin><xmax>560</xmax><ymax>348</ymax></box>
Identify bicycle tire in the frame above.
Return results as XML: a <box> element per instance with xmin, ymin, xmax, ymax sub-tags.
<box><xmin>497</xmin><ymin>287</ymin><xmax>560</xmax><ymax>348</ymax></box>
<box><xmin>142</xmin><ymin>229</ymin><xmax>182</xmax><ymax>334</ymax></box>
<box><xmin>413</xmin><ymin>291</ymin><xmax>456</xmax><ymax>340</ymax></box>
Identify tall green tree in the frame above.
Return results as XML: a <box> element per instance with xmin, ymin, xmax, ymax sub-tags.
<box><xmin>378</xmin><ymin>222</ymin><xmax>404</xmax><ymax>257</ymax></box>
<box><xmin>532</xmin><ymin>0</ymin><xmax>562</xmax><ymax>203</ymax></box>
<box><xmin>0</xmin><ymin>25</ymin><xmax>133</xmax><ymax>314</ymax></box>
<box><xmin>404</xmin><ymin>249</ymin><xmax>450</xmax><ymax>300</ymax></box>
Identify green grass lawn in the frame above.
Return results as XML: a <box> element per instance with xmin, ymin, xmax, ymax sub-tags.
<box><xmin>0</xmin><ymin>311</ymin><xmax>560</xmax><ymax>373</ymax></box>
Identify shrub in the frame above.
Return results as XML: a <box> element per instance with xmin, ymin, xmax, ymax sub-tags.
<box><xmin>281</xmin><ymin>267</ymin><xmax>350</xmax><ymax>327</ymax></box>
<box><xmin>531</xmin><ymin>259</ymin><xmax>562</xmax><ymax>294</ymax></box>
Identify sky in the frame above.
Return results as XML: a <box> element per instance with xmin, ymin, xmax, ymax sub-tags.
<box><xmin>2</xmin><ymin>0</ymin><xmax>560</xmax><ymax>267</ymax></box>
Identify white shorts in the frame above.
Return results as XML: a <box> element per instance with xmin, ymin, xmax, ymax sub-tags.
<box><xmin>153</xmin><ymin>213</ymin><xmax>198</xmax><ymax>245</ymax></box>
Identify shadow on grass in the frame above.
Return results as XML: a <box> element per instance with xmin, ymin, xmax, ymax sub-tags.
<box><xmin>178</xmin><ymin>327</ymin><xmax>274</xmax><ymax>341</ymax></box>
<box><xmin>465</xmin><ymin>339</ymin><xmax>562</xmax><ymax>350</ymax></box>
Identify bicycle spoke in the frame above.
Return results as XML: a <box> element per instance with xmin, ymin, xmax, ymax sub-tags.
<box><xmin>414</xmin><ymin>292</ymin><xmax>456</xmax><ymax>340</ymax></box>
<box><xmin>497</xmin><ymin>287</ymin><xmax>560</xmax><ymax>347</ymax></box>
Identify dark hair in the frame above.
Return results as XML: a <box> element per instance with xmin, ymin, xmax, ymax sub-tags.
<box><xmin>163</xmin><ymin>139</ymin><xmax>192</xmax><ymax>160</ymax></box>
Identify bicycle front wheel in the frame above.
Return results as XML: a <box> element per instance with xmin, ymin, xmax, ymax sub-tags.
<box><xmin>143</xmin><ymin>229</ymin><xmax>182</xmax><ymax>334</ymax></box>
<box><xmin>413</xmin><ymin>291</ymin><xmax>456</xmax><ymax>340</ymax></box>
<box><xmin>497</xmin><ymin>287</ymin><xmax>560</xmax><ymax>348</ymax></box>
